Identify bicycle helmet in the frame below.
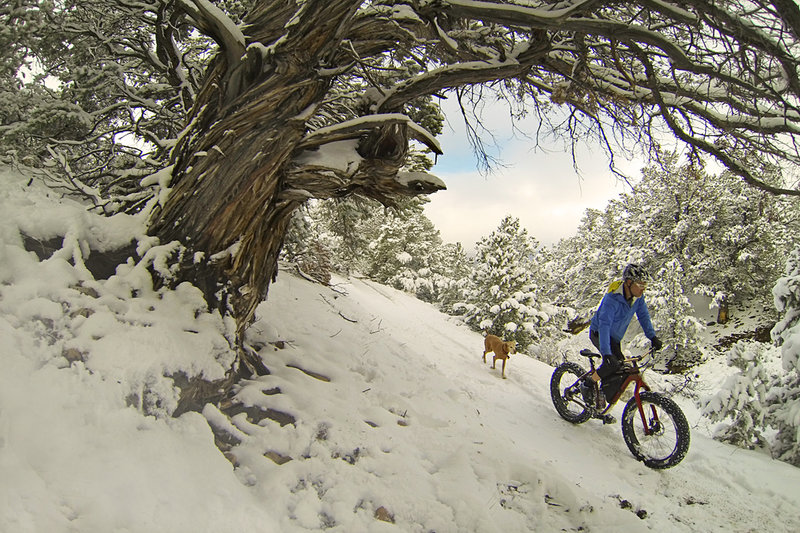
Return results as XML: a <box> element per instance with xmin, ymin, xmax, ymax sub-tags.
<box><xmin>622</xmin><ymin>263</ymin><xmax>650</xmax><ymax>283</ymax></box>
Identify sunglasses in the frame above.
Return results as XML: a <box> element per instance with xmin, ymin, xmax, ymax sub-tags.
<box><xmin>632</xmin><ymin>280</ymin><xmax>648</xmax><ymax>289</ymax></box>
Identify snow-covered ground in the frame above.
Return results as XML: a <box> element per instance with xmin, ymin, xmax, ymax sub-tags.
<box><xmin>2</xmin><ymin>169</ymin><xmax>799</xmax><ymax>533</ymax></box>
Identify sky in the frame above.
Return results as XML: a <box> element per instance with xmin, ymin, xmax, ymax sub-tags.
<box><xmin>424</xmin><ymin>97</ymin><xmax>641</xmax><ymax>249</ymax></box>
<box><xmin>3</xmin><ymin>166</ymin><xmax>800</xmax><ymax>532</ymax></box>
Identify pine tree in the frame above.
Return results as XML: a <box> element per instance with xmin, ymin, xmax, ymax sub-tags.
<box><xmin>456</xmin><ymin>216</ymin><xmax>564</xmax><ymax>352</ymax></box>
<box><xmin>649</xmin><ymin>259</ymin><xmax>705</xmax><ymax>371</ymax></box>
<box><xmin>702</xmin><ymin>340</ymin><xmax>774</xmax><ymax>450</ymax></box>
<box><xmin>688</xmin><ymin>164</ymin><xmax>794</xmax><ymax>323</ymax></box>
<box><xmin>312</xmin><ymin>198</ymin><xmax>378</xmax><ymax>276</ymax></box>
<box><xmin>366</xmin><ymin>198</ymin><xmax>445</xmax><ymax>299</ymax></box>
<box><xmin>767</xmin><ymin>247</ymin><xmax>800</xmax><ymax>465</ymax></box>
<box><xmin>360</xmin><ymin>197</ymin><xmax>472</xmax><ymax>306</ymax></box>
<box><xmin>549</xmin><ymin>207</ymin><xmax>626</xmax><ymax>317</ymax></box>
<box><xmin>702</xmin><ymin>248</ymin><xmax>800</xmax><ymax>466</ymax></box>
<box><xmin>429</xmin><ymin>242</ymin><xmax>470</xmax><ymax>312</ymax></box>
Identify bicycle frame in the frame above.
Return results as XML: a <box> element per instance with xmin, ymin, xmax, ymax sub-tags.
<box><xmin>581</xmin><ymin>349</ymin><xmax>659</xmax><ymax>434</ymax></box>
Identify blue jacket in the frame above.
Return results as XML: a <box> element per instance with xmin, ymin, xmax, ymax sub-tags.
<box><xmin>590</xmin><ymin>280</ymin><xmax>656</xmax><ymax>356</ymax></box>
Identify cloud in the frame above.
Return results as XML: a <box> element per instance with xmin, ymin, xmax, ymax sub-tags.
<box><xmin>425</xmin><ymin>166</ymin><xmax>629</xmax><ymax>249</ymax></box>
<box><xmin>425</xmin><ymin>100</ymin><xmax>640</xmax><ymax>248</ymax></box>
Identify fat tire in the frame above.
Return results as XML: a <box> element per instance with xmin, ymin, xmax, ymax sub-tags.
<box><xmin>621</xmin><ymin>391</ymin><xmax>690</xmax><ymax>469</ymax></box>
<box><xmin>550</xmin><ymin>362</ymin><xmax>592</xmax><ymax>424</ymax></box>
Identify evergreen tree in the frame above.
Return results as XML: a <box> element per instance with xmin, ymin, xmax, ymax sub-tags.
<box><xmin>702</xmin><ymin>248</ymin><xmax>800</xmax><ymax>466</ymax></box>
<box><xmin>702</xmin><ymin>340</ymin><xmax>774</xmax><ymax>451</ymax></box>
<box><xmin>366</xmin><ymin>198</ymin><xmax>445</xmax><ymax>300</ymax></box>
<box><xmin>686</xmin><ymin>163</ymin><xmax>796</xmax><ymax>323</ymax></box>
<box><xmin>282</xmin><ymin>206</ymin><xmax>333</xmax><ymax>284</ymax></box>
<box><xmin>428</xmin><ymin>242</ymin><xmax>470</xmax><ymax>312</ymax></box>
<box><xmin>284</xmin><ymin>196</ymin><xmax>466</xmax><ymax>303</ymax></box>
<box><xmin>550</xmin><ymin>206</ymin><xmax>629</xmax><ymax>316</ymax></box>
<box><xmin>649</xmin><ymin>259</ymin><xmax>705</xmax><ymax>371</ymax></box>
<box><xmin>767</xmin><ymin>247</ymin><xmax>800</xmax><ymax>465</ymax></box>
<box><xmin>456</xmin><ymin>216</ymin><xmax>564</xmax><ymax>352</ymax></box>
<box><xmin>315</xmin><ymin>198</ymin><xmax>378</xmax><ymax>276</ymax></box>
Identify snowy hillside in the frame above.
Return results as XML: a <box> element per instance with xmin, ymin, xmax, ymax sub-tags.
<box><xmin>2</xmin><ymin>169</ymin><xmax>800</xmax><ymax>533</ymax></box>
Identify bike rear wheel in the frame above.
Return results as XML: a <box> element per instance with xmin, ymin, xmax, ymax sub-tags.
<box><xmin>550</xmin><ymin>362</ymin><xmax>592</xmax><ymax>424</ymax></box>
<box><xmin>621</xmin><ymin>391</ymin><xmax>690</xmax><ymax>469</ymax></box>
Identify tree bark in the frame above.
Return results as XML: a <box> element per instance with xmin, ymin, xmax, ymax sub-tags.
<box><xmin>149</xmin><ymin>1</ymin><xmax>361</xmax><ymax>335</ymax></box>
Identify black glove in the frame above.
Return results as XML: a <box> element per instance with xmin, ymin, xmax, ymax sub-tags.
<box><xmin>651</xmin><ymin>336</ymin><xmax>663</xmax><ymax>351</ymax></box>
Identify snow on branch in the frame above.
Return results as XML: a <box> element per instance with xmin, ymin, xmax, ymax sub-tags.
<box><xmin>298</xmin><ymin>114</ymin><xmax>442</xmax><ymax>154</ymax></box>
<box><xmin>638</xmin><ymin>0</ymin><xmax>698</xmax><ymax>25</ymax></box>
<box><xmin>377</xmin><ymin>53</ymin><xmax>539</xmax><ymax>112</ymax></box>
<box><xmin>440</xmin><ymin>0</ymin><xmax>599</xmax><ymax>23</ymax></box>
<box><xmin>177</xmin><ymin>0</ymin><xmax>245</xmax><ymax>67</ymax></box>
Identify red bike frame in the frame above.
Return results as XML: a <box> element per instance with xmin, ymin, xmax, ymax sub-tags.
<box><xmin>585</xmin><ymin>351</ymin><xmax>659</xmax><ymax>434</ymax></box>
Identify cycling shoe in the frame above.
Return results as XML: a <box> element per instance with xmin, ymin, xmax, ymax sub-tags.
<box><xmin>593</xmin><ymin>413</ymin><xmax>616</xmax><ymax>424</ymax></box>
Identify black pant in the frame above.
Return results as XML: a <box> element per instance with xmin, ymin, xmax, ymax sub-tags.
<box><xmin>589</xmin><ymin>330</ymin><xmax>626</xmax><ymax>399</ymax></box>
<box><xmin>589</xmin><ymin>329</ymin><xmax>624</xmax><ymax>378</ymax></box>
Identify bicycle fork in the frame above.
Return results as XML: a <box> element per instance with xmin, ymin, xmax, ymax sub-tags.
<box><xmin>632</xmin><ymin>381</ymin><xmax>659</xmax><ymax>435</ymax></box>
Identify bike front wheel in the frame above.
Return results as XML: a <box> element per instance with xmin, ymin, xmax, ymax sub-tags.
<box><xmin>621</xmin><ymin>391</ymin><xmax>690</xmax><ymax>469</ymax></box>
<box><xmin>550</xmin><ymin>362</ymin><xmax>592</xmax><ymax>424</ymax></box>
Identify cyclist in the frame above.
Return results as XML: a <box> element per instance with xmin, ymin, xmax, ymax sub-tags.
<box><xmin>585</xmin><ymin>263</ymin><xmax>662</xmax><ymax>409</ymax></box>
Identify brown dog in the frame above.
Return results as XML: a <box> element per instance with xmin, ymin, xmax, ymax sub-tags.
<box><xmin>483</xmin><ymin>334</ymin><xmax>517</xmax><ymax>379</ymax></box>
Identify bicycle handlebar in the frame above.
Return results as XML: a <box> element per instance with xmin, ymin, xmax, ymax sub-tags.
<box><xmin>623</xmin><ymin>348</ymin><xmax>658</xmax><ymax>368</ymax></box>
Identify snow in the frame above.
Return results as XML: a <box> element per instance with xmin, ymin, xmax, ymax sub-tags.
<box><xmin>189</xmin><ymin>0</ymin><xmax>246</xmax><ymax>48</ymax></box>
<box><xmin>2</xmin><ymin>166</ymin><xmax>800</xmax><ymax>532</ymax></box>
<box><xmin>448</xmin><ymin>0</ymin><xmax>597</xmax><ymax>20</ymax></box>
<box><xmin>295</xmin><ymin>139</ymin><xmax>363</xmax><ymax>174</ymax></box>
<box><xmin>395</xmin><ymin>170</ymin><xmax>447</xmax><ymax>191</ymax></box>
<box><xmin>300</xmin><ymin>113</ymin><xmax>442</xmax><ymax>156</ymax></box>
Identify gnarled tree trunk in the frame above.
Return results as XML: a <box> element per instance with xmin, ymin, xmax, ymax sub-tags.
<box><xmin>148</xmin><ymin>0</ymin><xmax>445</xmax><ymax>350</ymax></box>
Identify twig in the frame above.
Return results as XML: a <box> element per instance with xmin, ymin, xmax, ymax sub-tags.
<box><xmin>338</xmin><ymin>311</ymin><xmax>357</xmax><ymax>323</ymax></box>
<box><xmin>329</xmin><ymin>283</ymin><xmax>348</xmax><ymax>296</ymax></box>
<box><xmin>294</xmin><ymin>264</ymin><xmax>320</xmax><ymax>283</ymax></box>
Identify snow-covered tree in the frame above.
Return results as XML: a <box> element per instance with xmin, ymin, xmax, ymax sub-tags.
<box><xmin>365</xmin><ymin>198</ymin><xmax>446</xmax><ymax>298</ymax></box>
<box><xmin>283</xmin><ymin>196</ymin><xmax>467</xmax><ymax>303</ymax></box>
<box><xmin>456</xmin><ymin>216</ymin><xmax>564</xmax><ymax>351</ymax></box>
<box><xmin>702</xmin><ymin>340</ymin><xmax>775</xmax><ymax>451</ymax></box>
<box><xmin>427</xmin><ymin>242</ymin><xmax>470</xmax><ymax>311</ymax></box>
<box><xmin>0</xmin><ymin>0</ymin><xmax>212</xmax><ymax>210</ymax></box>
<box><xmin>358</xmin><ymin>197</ymin><xmax>470</xmax><ymax>305</ymax></box>
<box><xmin>703</xmin><ymin>248</ymin><xmax>800</xmax><ymax>466</ymax></box>
<box><xmin>309</xmin><ymin>198</ymin><xmax>379</xmax><ymax>276</ymax></box>
<box><xmin>550</xmin><ymin>208</ymin><xmax>619</xmax><ymax>316</ymax></box>
<box><xmin>684</xmin><ymin>163</ymin><xmax>796</xmax><ymax>323</ymax></box>
<box><xmin>767</xmin><ymin>247</ymin><xmax>800</xmax><ymax>465</ymax></box>
<box><xmin>648</xmin><ymin>259</ymin><xmax>705</xmax><ymax>371</ymax></box>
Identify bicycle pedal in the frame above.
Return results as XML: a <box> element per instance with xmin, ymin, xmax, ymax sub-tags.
<box><xmin>601</xmin><ymin>414</ymin><xmax>616</xmax><ymax>425</ymax></box>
